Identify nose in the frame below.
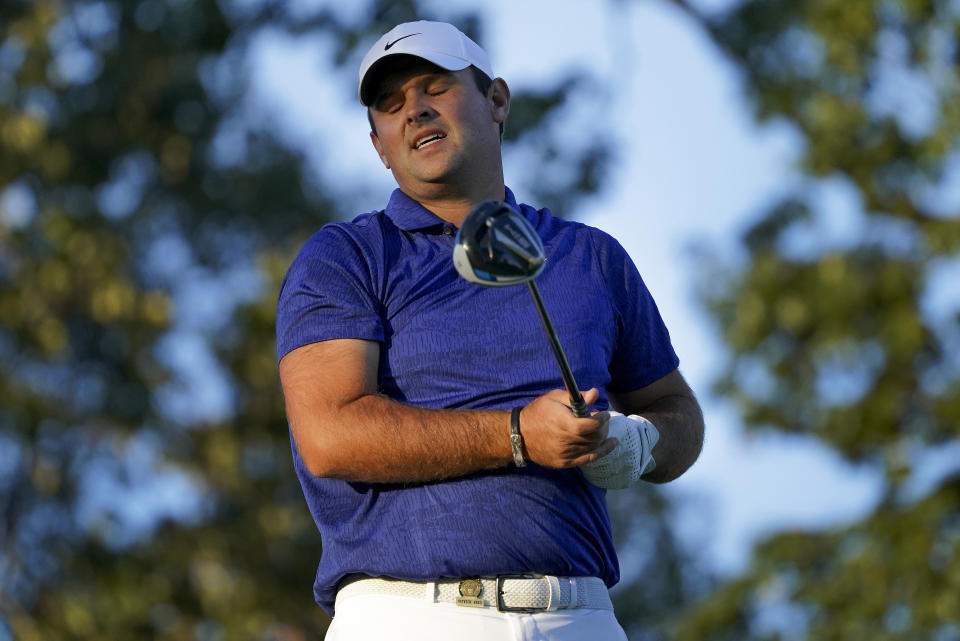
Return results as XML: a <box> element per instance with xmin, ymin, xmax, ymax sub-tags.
<box><xmin>404</xmin><ymin>91</ymin><xmax>435</xmax><ymax>123</ymax></box>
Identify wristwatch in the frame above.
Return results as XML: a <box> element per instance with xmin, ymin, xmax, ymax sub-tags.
<box><xmin>510</xmin><ymin>406</ymin><xmax>527</xmax><ymax>467</ymax></box>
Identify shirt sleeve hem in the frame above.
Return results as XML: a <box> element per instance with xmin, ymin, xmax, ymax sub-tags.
<box><xmin>277</xmin><ymin>329</ymin><xmax>385</xmax><ymax>363</ymax></box>
<box><xmin>606</xmin><ymin>355</ymin><xmax>680</xmax><ymax>394</ymax></box>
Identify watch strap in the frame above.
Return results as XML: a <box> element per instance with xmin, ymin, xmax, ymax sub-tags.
<box><xmin>510</xmin><ymin>406</ymin><xmax>527</xmax><ymax>467</ymax></box>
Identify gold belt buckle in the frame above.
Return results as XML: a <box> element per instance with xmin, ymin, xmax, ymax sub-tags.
<box><xmin>456</xmin><ymin>578</ymin><xmax>485</xmax><ymax>608</ymax></box>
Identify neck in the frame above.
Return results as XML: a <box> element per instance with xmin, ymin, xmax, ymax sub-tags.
<box><xmin>417</xmin><ymin>193</ymin><xmax>501</xmax><ymax>226</ymax></box>
<box><xmin>400</xmin><ymin>173</ymin><xmax>505</xmax><ymax>227</ymax></box>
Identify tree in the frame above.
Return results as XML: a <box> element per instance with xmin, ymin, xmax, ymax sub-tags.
<box><xmin>0</xmin><ymin>1</ymin><xmax>696</xmax><ymax>638</ymax></box>
<box><xmin>673</xmin><ymin>0</ymin><xmax>960</xmax><ymax>638</ymax></box>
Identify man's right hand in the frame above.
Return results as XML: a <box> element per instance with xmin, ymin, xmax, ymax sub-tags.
<box><xmin>519</xmin><ymin>388</ymin><xmax>619</xmax><ymax>468</ymax></box>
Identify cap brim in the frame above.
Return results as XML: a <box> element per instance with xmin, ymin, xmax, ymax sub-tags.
<box><xmin>359</xmin><ymin>52</ymin><xmax>473</xmax><ymax>106</ymax></box>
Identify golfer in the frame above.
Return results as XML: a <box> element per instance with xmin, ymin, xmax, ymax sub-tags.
<box><xmin>276</xmin><ymin>20</ymin><xmax>704</xmax><ymax>640</ymax></box>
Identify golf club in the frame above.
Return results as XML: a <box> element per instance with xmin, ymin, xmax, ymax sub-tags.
<box><xmin>452</xmin><ymin>200</ymin><xmax>589</xmax><ymax>418</ymax></box>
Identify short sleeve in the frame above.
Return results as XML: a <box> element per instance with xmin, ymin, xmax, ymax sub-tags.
<box><xmin>276</xmin><ymin>224</ymin><xmax>385</xmax><ymax>361</ymax></box>
<box><xmin>592</xmin><ymin>230</ymin><xmax>680</xmax><ymax>392</ymax></box>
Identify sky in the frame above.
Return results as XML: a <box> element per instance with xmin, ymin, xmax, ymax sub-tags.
<box><xmin>245</xmin><ymin>0</ymin><xmax>889</xmax><ymax>576</ymax></box>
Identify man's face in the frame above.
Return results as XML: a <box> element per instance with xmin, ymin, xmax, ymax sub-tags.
<box><xmin>367</xmin><ymin>60</ymin><xmax>509</xmax><ymax>199</ymax></box>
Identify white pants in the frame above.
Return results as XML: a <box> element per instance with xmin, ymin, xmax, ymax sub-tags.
<box><xmin>325</xmin><ymin>594</ymin><xmax>628</xmax><ymax>641</ymax></box>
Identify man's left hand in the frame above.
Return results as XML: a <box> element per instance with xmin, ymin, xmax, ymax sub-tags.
<box><xmin>579</xmin><ymin>411</ymin><xmax>659</xmax><ymax>489</ymax></box>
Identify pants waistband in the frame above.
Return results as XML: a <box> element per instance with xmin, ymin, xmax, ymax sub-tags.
<box><xmin>336</xmin><ymin>575</ymin><xmax>613</xmax><ymax>612</ymax></box>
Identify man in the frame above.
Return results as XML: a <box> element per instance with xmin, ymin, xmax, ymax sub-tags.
<box><xmin>276</xmin><ymin>20</ymin><xmax>704</xmax><ymax>640</ymax></box>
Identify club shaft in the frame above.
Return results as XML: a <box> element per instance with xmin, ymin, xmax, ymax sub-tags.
<box><xmin>526</xmin><ymin>281</ymin><xmax>588</xmax><ymax>418</ymax></box>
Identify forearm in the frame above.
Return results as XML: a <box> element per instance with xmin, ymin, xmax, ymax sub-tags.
<box><xmin>289</xmin><ymin>393</ymin><xmax>513</xmax><ymax>483</ymax></box>
<box><xmin>633</xmin><ymin>393</ymin><xmax>704</xmax><ymax>483</ymax></box>
<box><xmin>281</xmin><ymin>339</ymin><xmax>615</xmax><ymax>484</ymax></box>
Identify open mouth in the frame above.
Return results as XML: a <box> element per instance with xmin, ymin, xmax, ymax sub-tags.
<box><xmin>415</xmin><ymin>133</ymin><xmax>446</xmax><ymax>149</ymax></box>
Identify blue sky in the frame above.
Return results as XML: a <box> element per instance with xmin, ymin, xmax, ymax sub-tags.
<box><xmin>247</xmin><ymin>0</ymin><xmax>888</xmax><ymax>575</ymax></box>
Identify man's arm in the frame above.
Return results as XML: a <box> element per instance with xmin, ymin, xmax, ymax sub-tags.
<box><xmin>608</xmin><ymin>369</ymin><xmax>704</xmax><ymax>483</ymax></box>
<box><xmin>279</xmin><ymin>338</ymin><xmax>617</xmax><ymax>483</ymax></box>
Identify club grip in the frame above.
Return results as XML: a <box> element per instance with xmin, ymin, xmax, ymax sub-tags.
<box><xmin>570</xmin><ymin>395</ymin><xmax>589</xmax><ymax>418</ymax></box>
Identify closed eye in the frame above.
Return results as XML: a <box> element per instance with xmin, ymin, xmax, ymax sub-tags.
<box><xmin>426</xmin><ymin>78</ymin><xmax>452</xmax><ymax>95</ymax></box>
<box><xmin>375</xmin><ymin>97</ymin><xmax>402</xmax><ymax>114</ymax></box>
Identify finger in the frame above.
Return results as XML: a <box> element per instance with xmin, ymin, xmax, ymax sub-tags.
<box><xmin>576</xmin><ymin>410</ymin><xmax>609</xmax><ymax>437</ymax></box>
<box><xmin>582</xmin><ymin>388</ymin><xmax>600</xmax><ymax>405</ymax></box>
<box><xmin>592</xmin><ymin>410</ymin><xmax>610</xmax><ymax>426</ymax></box>
<box><xmin>596</xmin><ymin>436</ymin><xmax>618</xmax><ymax>458</ymax></box>
<box><xmin>595</xmin><ymin>415</ymin><xmax>610</xmax><ymax>441</ymax></box>
<box><xmin>570</xmin><ymin>437</ymin><xmax>619</xmax><ymax>467</ymax></box>
<box><xmin>545</xmin><ymin>388</ymin><xmax>570</xmax><ymax>401</ymax></box>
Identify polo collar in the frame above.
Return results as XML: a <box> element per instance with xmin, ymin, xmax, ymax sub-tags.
<box><xmin>384</xmin><ymin>187</ymin><xmax>525</xmax><ymax>231</ymax></box>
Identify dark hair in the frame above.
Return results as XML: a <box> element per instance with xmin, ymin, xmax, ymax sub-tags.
<box><xmin>367</xmin><ymin>65</ymin><xmax>504</xmax><ymax>139</ymax></box>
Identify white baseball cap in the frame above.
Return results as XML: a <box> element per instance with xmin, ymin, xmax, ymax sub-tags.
<box><xmin>358</xmin><ymin>20</ymin><xmax>494</xmax><ymax>106</ymax></box>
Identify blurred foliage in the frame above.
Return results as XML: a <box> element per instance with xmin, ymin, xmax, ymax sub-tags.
<box><xmin>0</xmin><ymin>0</ymin><xmax>688</xmax><ymax>639</ymax></box>
<box><xmin>677</xmin><ymin>0</ymin><xmax>960</xmax><ymax>639</ymax></box>
<box><xmin>609</xmin><ymin>485</ymin><xmax>713</xmax><ymax>641</ymax></box>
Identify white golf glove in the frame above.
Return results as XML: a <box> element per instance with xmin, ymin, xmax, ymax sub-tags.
<box><xmin>580</xmin><ymin>411</ymin><xmax>659</xmax><ymax>490</ymax></box>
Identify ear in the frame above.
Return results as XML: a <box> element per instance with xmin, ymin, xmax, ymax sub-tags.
<box><xmin>370</xmin><ymin>131</ymin><xmax>391</xmax><ymax>169</ymax></box>
<box><xmin>488</xmin><ymin>78</ymin><xmax>511</xmax><ymax>125</ymax></box>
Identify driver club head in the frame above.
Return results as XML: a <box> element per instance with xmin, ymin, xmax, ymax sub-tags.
<box><xmin>452</xmin><ymin>200</ymin><xmax>546</xmax><ymax>286</ymax></box>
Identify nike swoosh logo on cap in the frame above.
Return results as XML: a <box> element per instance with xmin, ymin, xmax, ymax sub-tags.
<box><xmin>384</xmin><ymin>33</ymin><xmax>420</xmax><ymax>50</ymax></box>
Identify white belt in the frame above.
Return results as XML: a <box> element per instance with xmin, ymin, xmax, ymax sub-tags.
<box><xmin>336</xmin><ymin>575</ymin><xmax>613</xmax><ymax>612</ymax></box>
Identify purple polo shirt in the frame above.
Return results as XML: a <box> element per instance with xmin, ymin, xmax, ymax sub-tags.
<box><xmin>276</xmin><ymin>187</ymin><xmax>679</xmax><ymax>614</ymax></box>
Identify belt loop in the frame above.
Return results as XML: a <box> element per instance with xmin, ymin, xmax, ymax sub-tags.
<box><xmin>424</xmin><ymin>580</ymin><xmax>436</xmax><ymax>602</ymax></box>
<box><xmin>545</xmin><ymin>575</ymin><xmax>562</xmax><ymax>611</ymax></box>
<box><xmin>569</xmin><ymin>577</ymin><xmax>578</xmax><ymax>609</ymax></box>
